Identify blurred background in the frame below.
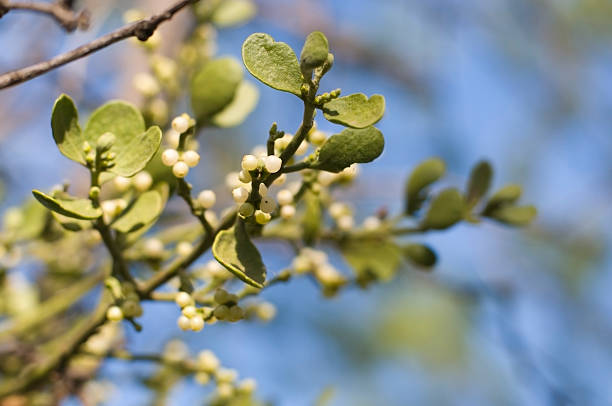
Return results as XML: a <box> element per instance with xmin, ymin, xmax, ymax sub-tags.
<box><xmin>1</xmin><ymin>0</ymin><xmax>611</xmax><ymax>405</ymax></box>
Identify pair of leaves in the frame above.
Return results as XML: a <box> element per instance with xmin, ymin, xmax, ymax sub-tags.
<box><xmin>51</xmin><ymin>95</ymin><xmax>162</xmax><ymax>176</ymax></box>
<box><xmin>405</xmin><ymin>158</ymin><xmax>446</xmax><ymax>215</ymax></box>
<box><xmin>312</xmin><ymin>126</ymin><xmax>384</xmax><ymax>173</ymax></box>
<box><xmin>241</xmin><ymin>33</ymin><xmax>385</xmax><ymax>128</ymax></box>
<box><xmin>482</xmin><ymin>184</ymin><xmax>536</xmax><ymax>226</ymax></box>
<box><xmin>190</xmin><ymin>58</ymin><xmax>259</xmax><ymax>127</ymax></box>
<box><xmin>213</xmin><ymin>220</ymin><xmax>266</xmax><ymax>288</ymax></box>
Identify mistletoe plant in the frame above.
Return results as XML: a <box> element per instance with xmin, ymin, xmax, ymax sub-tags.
<box><xmin>0</xmin><ymin>16</ymin><xmax>535</xmax><ymax>406</ymax></box>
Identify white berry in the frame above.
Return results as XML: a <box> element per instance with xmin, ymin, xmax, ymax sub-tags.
<box><xmin>134</xmin><ymin>171</ymin><xmax>153</xmax><ymax>191</ymax></box>
<box><xmin>232</xmin><ymin>187</ymin><xmax>249</xmax><ymax>204</ymax></box>
<box><xmin>143</xmin><ymin>238</ymin><xmax>164</xmax><ymax>258</ymax></box>
<box><xmin>182</xmin><ymin>150</ymin><xmax>200</xmax><ymax>167</ymax></box>
<box><xmin>263</xmin><ymin>155</ymin><xmax>282</xmax><ymax>173</ymax></box>
<box><xmin>113</xmin><ymin>176</ymin><xmax>131</xmax><ymax>191</ymax></box>
<box><xmin>295</xmin><ymin>140</ymin><xmax>309</xmax><ymax>155</ymax></box>
<box><xmin>172</xmin><ymin>115</ymin><xmax>190</xmax><ymax>134</ymax></box>
<box><xmin>176</xmin><ymin>241</ymin><xmax>192</xmax><ymax>257</ymax></box>
<box><xmin>190</xmin><ymin>315</ymin><xmax>205</xmax><ymax>331</ymax></box>
<box><xmin>177</xmin><ymin>315</ymin><xmax>191</xmax><ymax>331</ymax></box>
<box><xmin>162</xmin><ymin>148</ymin><xmax>179</xmax><ymax>166</ymax></box>
<box><xmin>197</xmin><ymin>190</ymin><xmax>216</xmax><ymax>209</ymax></box>
<box><xmin>276</xmin><ymin>189</ymin><xmax>293</xmax><ymax>206</ymax></box>
<box><xmin>337</xmin><ymin>215</ymin><xmax>354</xmax><ymax>230</ymax></box>
<box><xmin>241</xmin><ymin>154</ymin><xmax>258</xmax><ymax>171</ymax></box>
<box><xmin>238</xmin><ymin>169</ymin><xmax>251</xmax><ymax>183</ymax></box>
<box><xmin>197</xmin><ymin>350</ymin><xmax>220</xmax><ymax>372</ymax></box>
<box><xmin>363</xmin><ymin>216</ymin><xmax>381</xmax><ymax>230</ymax></box>
<box><xmin>280</xmin><ymin>205</ymin><xmax>296</xmax><ymax>219</ymax></box>
<box><xmin>172</xmin><ymin>161</ymin><xmax>189</xmax><ymax>178</ymax></box>
<box><xmin>106</xmin><ymin>306</ymin><xmax>123</xmax><ymax>322</ymax></box>
<box><xmin>175</xmin><ymin>291</ymin><xmax>193</xmax><ymax>308</ymax></box>
<box><xmin>182</xmin><ymin>305</ymin><xmax>197</xmax><ymax>318</ymax></box>
<box><xmin>272</xmin><ymin>173</ymin><xmax>287</xmax><ymax>185</ymax></box>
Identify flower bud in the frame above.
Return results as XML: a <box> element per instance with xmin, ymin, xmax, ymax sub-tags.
<box><xmin>172</xmin><ymin>115</ymin><xmax>190</xmax><ymax>134</ymax></box>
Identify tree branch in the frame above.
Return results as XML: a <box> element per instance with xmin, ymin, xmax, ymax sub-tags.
<box><xmin>0</xmin><ymin>0</ymin><xmax>199</xmax><ymax>90</ymax></box>
<box><xmin>0</xmin><ymin>0</ymin><xmax>89</xmax><ymax>32</ymax></box>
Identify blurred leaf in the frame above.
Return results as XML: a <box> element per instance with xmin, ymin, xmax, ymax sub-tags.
<box><xmin>487</xmin><ymin>205</ymin><xmax>537</xmax><ymax>226</ymax></box>
<box><xmin>315</xmin><ymin>386</ymin><xmax>335</xmax><ymax>406</ymax></box>
<box><xmin>322</xmin><ymin>94</ymin><xmax>385</xmax><ymax>128</ymax></box>
<box><xmin>51</xmin><ymin>94</ymin><xmax>85</xmax><ymax>164</ymax></box>
<box><xmin>313</xmin><ymin>126</ymin><xmax>384</xmax><ymax>172</ymax></box>
<box><xmin>211</xmin><ymin>81</ymin><xmax>259</xmax><ymax>127</ymax></box>
<box><xmin>482</xmin><ymin>184</ymin><xmax>522</xmax><ymax>215</ymax></box>
<box><xmin>213</xmin><ymin>220</ymin><xmax>266</xmax><ymax>288</ymax></box>
<box><xmin>211</xmin><ymin>0</ymin><xmax>256</xmax><ymax>27</ymax></box>
<box><xmin>465</xmin><ymin>160</ymin><xmax>492</xmax><ymax>207</ymax></box>
<box><xmin>302</xmin><ymin>190</ymin><xmax>321</xmax><ymax>245</ymax></box>
<box><xmin>51</xmin><ymin>211</ymin><xmax>91</xmax><ymax>232</ymax></box>
<box><xmin>84</xmin><ymin>101</ymin><xmax>162</xmax><ymax>176</ymax></box>
<box><xmin>421</xmin><ymin>188</ymin><xmax>464</xmax><ymax>230</ymax></box>
<box><xmin>111</xmin><ymin>191</ymin><xmax>163</xmax><ymax>233</ymax></box>
<box><xmin>403</xmin><ymin>243</ymin><xmax>437</xmax><ymax>269</ymax></box>
<box><xmin>5</xmin><ymin>199</ymin><xmax>48</xmax><ymax>241</ymax></box>
<box><xmin>32</xmin><ymin>190</ymin><xmax>102</xmax><ymax>220</ymax></box>
<box><xmin>405</xmin><ymin>158</ymin><xmax>445</xmax><ymax>215</ymax></box>
<box><xmin>341</xmin><ymin>239</ymin><xmax>402</xmax><ymax>285</ymax></box>
<box><xmin>191</xmin><ymin>58</ymin><xmax>243</xmax><ymax>122</ymax></box>
<box><xmin>300</xmin><ymin>31</ymin><xmax>329</xmax><ymax>70</ymax></box>
<box><xmin>242</xmin><ymin>33</ymin><xmax>303</xmax><ymax>96</ymax></box>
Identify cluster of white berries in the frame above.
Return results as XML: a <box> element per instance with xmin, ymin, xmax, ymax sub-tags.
<box><xmin>276</xmin><ymin>188</ymin><xmax>296</xmax><ymax>220</ymax></box>
<box><xmin>193</xmin><ymin>349</ymin><xmax>257</xmax><ymax>399</ymax></box>
<box><xmin>175</xmin><ymin>291</ymin><xmax>206</xmax><ymax>332</ymax></box>
<box><xmin>328</xmin><ymin>202</ymin><xmax>355</xmax><ymax>231</ymax></box>
<box><xmin>113</xmin><ymin>170</ymin><xmax>153</xmax><ymax>193</ymax></box>
<box><xmin>292</xmin><ymin>248</ymin><xmax>346</xmax><ymax>294</ymax></box>
<box><xmin>161</xmin><ymin>114</ymin><xmax>200</xmax><ymax>178</ymax></box>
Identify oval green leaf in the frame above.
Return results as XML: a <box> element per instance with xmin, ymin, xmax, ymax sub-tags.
<box><xmin>211</xmin><ymin>80</ymin><xmax>259</xmax><ymax>127</ymax></box>
<box><xmin>32</xmin><ymin>190</ymin><xmax>102</xmax><ymax>220</ymax></box>
<box><xmin>51</xmin><ymin>94</ymin><xmax>85</xmax><ymax>164</ymax></box>
<box><xmin>212</xmin><ymin>220</ymin><xmax>266</xmax><ymax>288</ymax></box>
<box><xmin>322</xmin><ymin>93</ymin><xmax>385</xmax><ymax>128</ymax></box>
<box><xmin>300</xmin><ymin>31</ymin><xmax>329</xmax><ymax>70</ymax></box>
<box><xmin>313</xmin><ymin>126</ymin><xmax>384</xmax><ymax>173</ymax></box>
<box><xmin>84</xmin><ymin>101</ymin><xmax>162</xmax><ymax>177</ymax></box>
<box><xmin>482</xmin><ymin>184</ymin><xmax>522</xmax><ymax>215</ymax></box>
<box><xmin>465</xmin><ymin>160</ymin><xmax>492</xmax><ymax>207</ymax></box>
<box><xmin>191</xmin><ymin>57</ymin><xmax>244</xmax><ymax>122</ymax></box>
<box><xmin>242</xmin><ymin>33</ymin><xmax>303</xmax><ymax>96</ymax></box>
<box><xmin>421</xmin><ymin>188</ymin><xmax>464</xmax><ymax>230</ymax></box>
<box><xmin>341</xmin><ymin>239</ymin><xmax>402</xmax><ymax>285</ymax></box>
<box><xmin>405</xmin><ymin>158</ymin><xmax>446</xmax><ymax>215</ymax></box>
<box><xmin>111</xmin><ymin>190</ymin><xmax>163</xmax><ymax>233</ymax></box>
<box><xmin>403</xmin><ymin>243</ymin><xmax>437</xmax><ymax>269</ymax></box>
<box><xmin>488</xmin><ymin>205</ymin><xmax>537</xmax><ymax>226</ymax></box>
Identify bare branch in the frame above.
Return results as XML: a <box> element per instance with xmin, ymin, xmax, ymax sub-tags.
<box><xmin>0</xmin><ymin>0</ymin><xmax>199</xmax><ymax>90</ymax></box>
<box><xmin>0</xmin><ymin>0</ymin><xmax>89</xmax><ymax>32</ymax></box>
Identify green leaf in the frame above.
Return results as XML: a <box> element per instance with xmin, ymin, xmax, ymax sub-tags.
<box><xmin>421</xmin><ymin>188</ymin><xmax>464</xmax><ymax>230</ymax></box>
<box><xmin>403</xmin><ymin>243</ymin><xmax>437</xmax><ymax>269</ymax></box>
<box><xmin>211</xmin><ymin>81</ymin><xmax>259</xmax><ymax>127</ymax></box>
<box><xmin>211</xmin><ymin>0</ymin><xmax>256</xmax><ymax>27</ymax></box>
<box><xmin>487</xmin><ymin>205</ymin><xmax>537</xmax><ymax>226</ymax></box>
<box><xmin>300</xmin><ymin>31</ymin><xmax>329</xmax><ymax>70</ymax></box>
<box><xmin>482</xmin><ymin>184</ymin><xmax>522</xmax><ymax>215</ymax></box>
<box><xmin>341</xmin><ymin>239</ymin><xmax>402</xmax><ymax>285</ymax></box>
<box><xmin>51</xmin><ymin>94</ymin><xmax>85</xmax><ymax>164</ymax></box>
<box><xmin>84</xmin><ymin>101</ymin><xmax>162</xmax><ymax>176</ymax></box>
<box><xmin>313</xmin><ymin>126</ymin><xmax>384</xmax><ymax>172</ymax></box>
<box><xmin>465</xmin><ymin>160</ymin><xmax>492</xmax><ymax>206</ymax></box>
<box><xmin>111</xmin><ymin>191</ymin><xmax>163</xmax><ymax>233</ymax></box>
<box><xmin>32</xmin><ymin>190</ymin><xmax>102</xmax><ymax>220</ymax></box>
<box><xmin>302</xmin><ymin>189</ymin><xmax>321</xmax><ymax>245</ymax></box>
<box><xmin>212</xmin><ymin>220</ymin><xmax>266</xmax><ymax>288</ymax></box>
<box><xmin>4</xmin><ymin>199</ymin><xmax>48</xmax><ymax>241</ymax></box>
<box><xmin>322</xmin><ymin>94</ymin><xmax>385</xmax><ymax>128</ymax></box>
<box><xmin>242</xmin><ymin>33</ymin><xmax>303</xmax><ymax>96</ymax></box>
<box><xmin>405</xmin><ymin>158</ymin><xmax>445</xmax><ymax>215</ymax></box>
<box><xmin>51</xmin><ymin>212</ymin><xmax>91</xmax><ymax>232</ymax></box>
<box><xmin>191</xmin><ymin>58</ymin><xmax>244</xmax><ymax>122</ymax></box>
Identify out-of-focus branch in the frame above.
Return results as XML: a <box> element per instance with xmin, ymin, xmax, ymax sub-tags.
<box><xmin>0</xmin><ymin>0</ymin><xmax>89</xmax><ymax>32</ymax></box>
<box><xmin>0</xmin><ymin>0</ymin><xmax>199</xmax><ymax>90</ymax></box>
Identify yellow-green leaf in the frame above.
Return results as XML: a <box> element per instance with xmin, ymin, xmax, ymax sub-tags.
<box><xmin>403</xmin><ymin>243</ymin><xmax>437</xmax><ymax>269</ymax></box>
<box><xmin>32</xmin><ymin>190</ymin><xmax>102</xmax><ymax>220</ymax></box>
<box><xmin>111</xmin><ymin>190</ymin><xmax>163</xmax><ymax>233</ymax></box>
<box><xmin>242</xmin><ymin>33</ymin><xmax>303</xmax><ymax>96</ymax></box>
<box><xmin>211</xmin><ymin>81</ymin><xmax>259</xmax><ymax>127</ymax></box>
<box><xmin>51</xmin><ymin>94</ymin><xmax>85</xmax><ymax>164</ymax></box>
<box><xmin>421</xmin><ymin>188</ymin><xmax>464</xmax><ymax>230</ymax></box>
<box><xmin>482</xmin><ymin>184</ymin><xmax>522</xmax><ymax>215</ymax></box>
<box><xmin>51</xmin><ymin>211</ymin><xmax>91</xmax><ymax>232</ymax></box>
<box><xmin>322</xmin><ymin>93</ymin><xmax>385</xmax><ymax>128</ymax></box>
<box><xmin>211</xmin><ymin>0</ymin><xmax>256</xmax><ymax>27</ymax></box>
<box><xmin>341</xmin><ymin>239</ymin><xmax>402</xmax><ymax>285</ymax></box>
<box><xmin>313</xmin><ymin>126</ymin><xmax>384</xmax><ymax>172</ymax></box>
<box><xmin>405</xmin><ymin>158</ymin><xmax>445</xmax><ymax>215</ymax></box>
<box><xmin>300</xmin><ymin>31</ymin><xmax>329</xmax><ymax>70</ymax></box>
<box><xmin>465</xmin><ymin>160</ymin><xmax>492</xmax><ymax>207</ymax></box>
<box><xmin>213</xmin><ymin>220</ymin><xmax>266</xmax><ymax>288</ymax></box>
<box><xmin>191</xmin><ymin>58</ymin><xmax>244</xmax><ymax>122</ymax></box>
<box><xmin>488</xmin><ymin>205</ymin><xmax>537</xmax><ymax>226</ymax></box>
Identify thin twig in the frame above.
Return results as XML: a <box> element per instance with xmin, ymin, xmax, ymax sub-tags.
<box><xmin>0</xmin><ymin>0</ymin><xmax>199</xmax><ymax>89</ymax></box>
<box><xmin>0</xmin><ymin>0</ymin><xmax>89</xmax><ymax>31</ymax></box>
